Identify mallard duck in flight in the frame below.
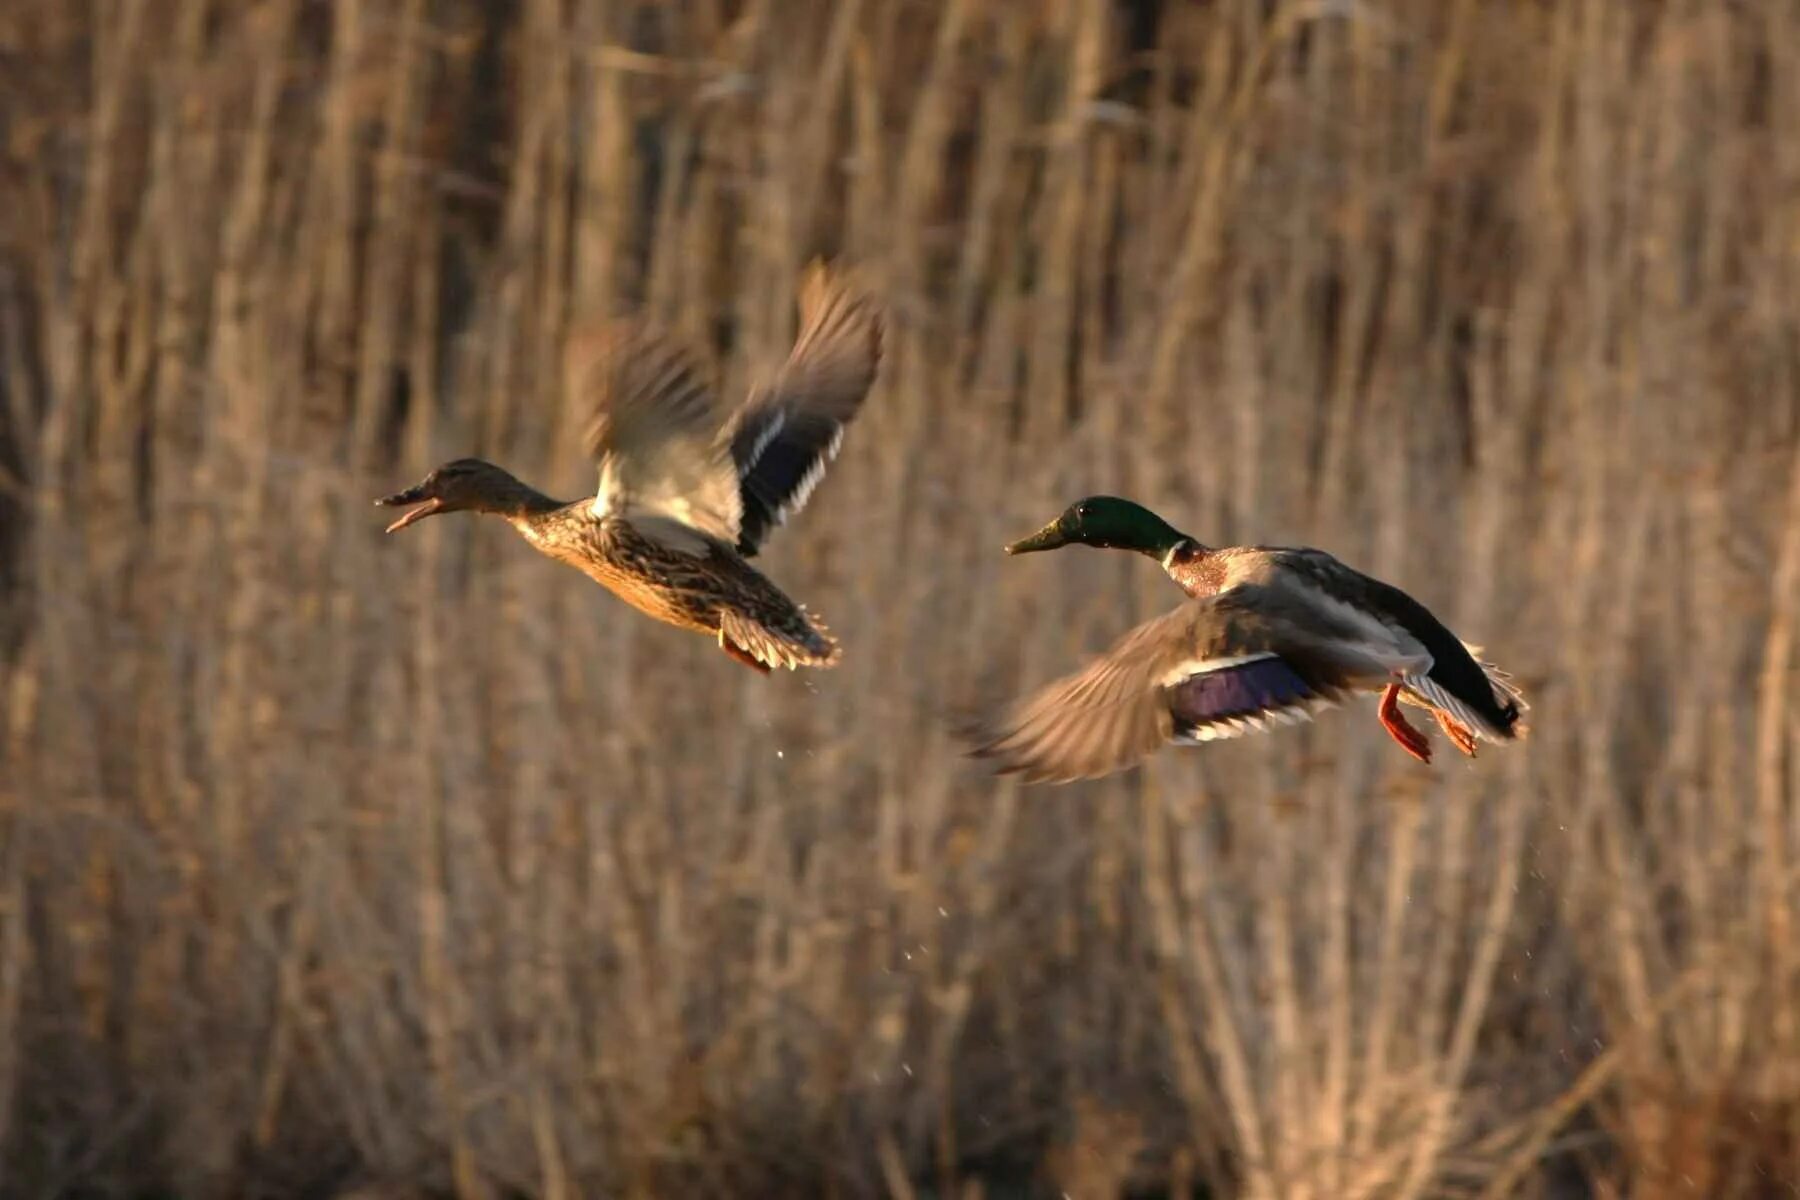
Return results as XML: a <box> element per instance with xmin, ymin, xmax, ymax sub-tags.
<box><xmin>969</xmin><ymin>497</ymin><xmax>1527</xmax><ymax>782</ymax></box>
<box><xmin>376</xmin><ymin>264</ymin><xmax>882</xmax><ymax>672</ymax></box>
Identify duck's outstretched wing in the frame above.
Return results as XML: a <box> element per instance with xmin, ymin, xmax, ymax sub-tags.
<box><xmin>570</xmin><ymin>322</ymin><xmax>741</xmax><ymax>543</ymax></box>
<box><xmin>724</xmin><ymin>263</ymin><xmax>883</xmax><ymax>556</ymax></box>
<box><xmin>967</xmin><ymin>592</ymin><xmax>1350</xmax><ymax>785</ymax></box>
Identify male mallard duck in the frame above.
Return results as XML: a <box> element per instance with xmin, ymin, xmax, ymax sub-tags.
<box><xmin>376</xmin><ymin>265</ymin><xmax>882</xmax><ymax>672</ymax></box>
<box><xmin>969</xmin><ymin>496</ymin><xmax>1527</xmax><ymax>782</ymax></box>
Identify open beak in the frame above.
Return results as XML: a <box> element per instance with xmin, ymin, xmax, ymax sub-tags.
<box><xmin>1004</xmin><ymin>520</ymin><xmax>1069</xmax><ymax>555</ymax></box>
<box><xmin>375</xmin><ymin>484</ymin><xmax>442</xmax><ymax>534</ymax></box>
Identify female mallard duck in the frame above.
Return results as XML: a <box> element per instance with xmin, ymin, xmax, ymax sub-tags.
<box><xmin>375</xmin><ymin>265</ymin><xmax>882</xmax><ymax>672</ymax></box>
<box><xmin>970</xmin><ymin>496</ymin><xmax>1527</xmax><ymax>782</ymax></box>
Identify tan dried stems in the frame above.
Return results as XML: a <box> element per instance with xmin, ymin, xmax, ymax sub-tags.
<box><xmin>1</xmin><ymin>1</ymin><xmax>1797</xmax><ymax>1196</ymax></box>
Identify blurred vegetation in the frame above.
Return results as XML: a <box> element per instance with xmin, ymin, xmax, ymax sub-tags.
<box><xmin>2</xmin><ymin>0</ymin><xmax>1799</xmax><ymax>1196</ymax></box>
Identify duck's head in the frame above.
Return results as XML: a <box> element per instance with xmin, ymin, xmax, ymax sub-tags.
<box><xmin>375</xmin><ymin>458</ymin><xmax>522</xmax><ymax>532</ymax></box>
<box><xmin>1005</xmin><ymin>495</ymin><xmax>1189</xmax><ymax>558</ymax></box>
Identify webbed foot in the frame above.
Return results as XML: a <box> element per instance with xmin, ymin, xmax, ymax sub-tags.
<box><xmin>1434</xmin><ymin>710</ymin><xmax>1479</xmax><ymax>757</ymax></box>
<box><xmin>1378</xmin><ymin>683</ymin><xmax>1432</xmax><ymax>764</ymax></box>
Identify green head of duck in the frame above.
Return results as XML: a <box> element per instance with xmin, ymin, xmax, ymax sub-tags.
<box><xmin>1006</xmin><ymin>496</ymin><xmax>1191</xmax><ymax>560</ymax></box>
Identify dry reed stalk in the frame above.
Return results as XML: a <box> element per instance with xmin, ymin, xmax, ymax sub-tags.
<box><xmin>0</xmin><ymin>655</ymin><xmax>32</xmax><ymax>1152</ymax></box>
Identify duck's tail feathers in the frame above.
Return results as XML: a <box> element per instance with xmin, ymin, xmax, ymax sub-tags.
<box><xmin>1401</xmin><ymin>664</ymin><xmax>1528</xmax><ymax>744</ymax></box>
<box><xmin>1464</xmin><ymin>645</ymin><xmax>1531</xmax><ymax>738</ymax></box>
<box><xmin>1399</xmin><ymin>641</ymin><xmax>1530</xmax><ymax>739</ymax></box>
<box><xmin>719</xmin><ymin>606</ymin><xmax>841</xmax><ymax>671</ymax></box>
<box><xmin>1479</xmin><ymin>663</ymin><xmax>1530</xmax><ymax>740</ymax></box>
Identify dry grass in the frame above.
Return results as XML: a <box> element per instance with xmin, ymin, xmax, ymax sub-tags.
<box><xmin>2</xmin><ymin>0</ymin><xmax>1798</xmax><ymax>1196</ymax></box>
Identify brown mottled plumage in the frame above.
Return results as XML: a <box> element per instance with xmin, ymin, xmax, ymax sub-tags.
<box><xmin>375</xmin><ymin>264</ymin><xmax>881</xmax><ymax>672</ymax></box>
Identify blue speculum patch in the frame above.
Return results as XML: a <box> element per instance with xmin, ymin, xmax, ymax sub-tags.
<box><xmin>1167</xmin><ymin>656</ymin><xmax>1313</xmax><ymax>727</ymax></box>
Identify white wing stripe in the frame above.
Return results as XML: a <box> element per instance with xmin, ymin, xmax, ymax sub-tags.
<box><xmin>771</xmin><ymin>423</ymin><xmax>846</xmax><ymax>523</ymax></box>
<box><xmin>1156</xmin><ymin>651</ymin><xmax>1280</xmax><ymax>687</ymax></box>
<box><xmin>738</xmin><ymin>409</ymin><xmax>788</xmax><ymax>476</ymax></box>
<box><xmin>1173</xmin><ymin>697</ymin><xmax>1333</xmax><ymax>744</ymax></box>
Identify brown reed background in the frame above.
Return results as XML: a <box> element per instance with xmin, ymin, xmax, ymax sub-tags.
<box><xmin>2</xmin><ymin>0</ymin><xmax>1799</xmax><ymax>1196</ymax></box>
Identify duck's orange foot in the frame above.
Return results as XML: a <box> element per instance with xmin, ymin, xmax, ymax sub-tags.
<box><xmin>719</xmin><ymin>633</ymin><xmax>773</xmax><ymax>674</ymax></box>
<box><xmin>1434</xmin><ymin>710</ymin><xmax>1479</xmax><ymax>757</ymax></box>
<box><xmin>1378</xmin><ymin>683</ymin><xmax>1432</xmax><ymax>764</ymax></box>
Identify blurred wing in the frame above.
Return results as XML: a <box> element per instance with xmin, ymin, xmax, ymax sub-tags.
<box><xmin>969</xmin><ymin>592</ymin><xmax>1346</xmax><ymax>784</ymax></box>
<box><xmin>969</xmin><ymin>603</ymin><xmax>1206</xmax><ymax>785</ymax></box>
<box><xmin>570</xmin><ymin>321</ymin><xmax>741</xmax><ymax>541</ymax></box>
<box><xmin>725</xmin><ymin>263</ymin><xmax>883</xmax><ymax>555</ymax></box>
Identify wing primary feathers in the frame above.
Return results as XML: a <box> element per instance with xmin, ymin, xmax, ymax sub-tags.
<box><xmin>736</xmin><ymin>408</ymin><xmax>789</xmax><ymax>477</ymax></box>
<box><xmin>727</xmin><ymin>264</ymin><xmax>882</xmax><ymax>556</ymax></box>
<box><xmin>965</xmin><ymin>593</ymin><xmax>1358</xmax><ymax>783</ymax></box>
<box><xmin>567</xmin><ymin>269</ymin><xmax>882</xmax><ymax>556</ymax></box>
